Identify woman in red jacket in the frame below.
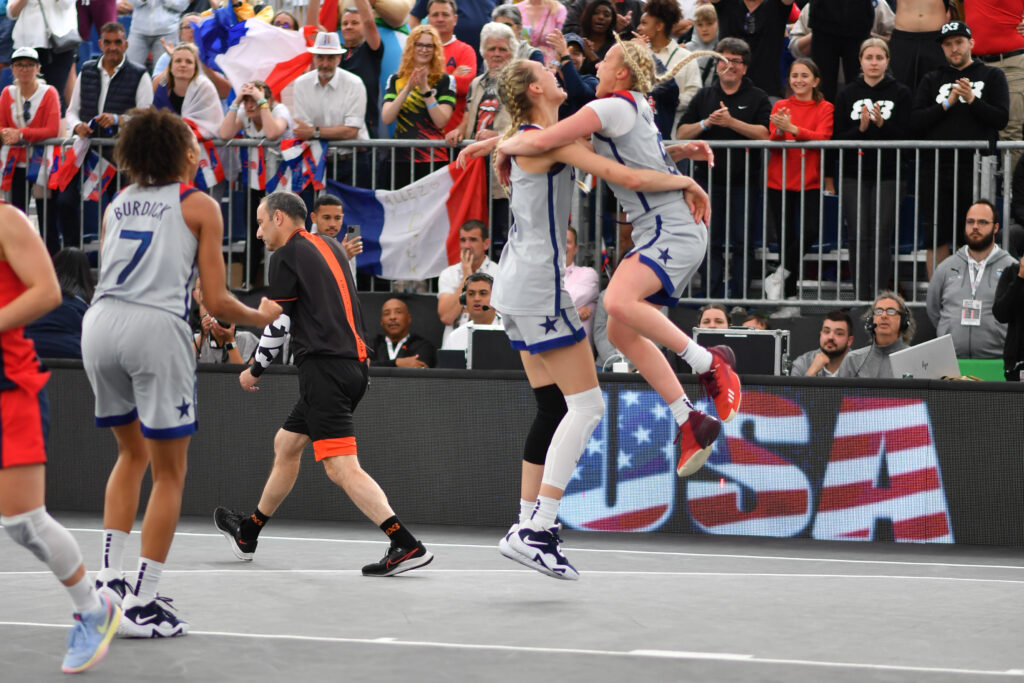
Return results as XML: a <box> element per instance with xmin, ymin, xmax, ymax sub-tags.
<box><xmin>767</xmin><ymin>57</ymin><xmax>833</xmax><ymax>303</ymax></box>
<box><xmin>0</xmin><ymin>47</ymin><xmax>61</xmax><ymax>254</ymax></box>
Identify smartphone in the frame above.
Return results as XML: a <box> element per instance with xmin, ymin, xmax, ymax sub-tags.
<box><xmin>347</xmin><ymin>224</ymin><xmax>361</xmax><ymax>239</ymax></box>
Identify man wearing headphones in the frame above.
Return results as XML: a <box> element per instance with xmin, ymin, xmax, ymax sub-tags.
<box><xmin>442</xmin><ymin>273</ymin><xmax>502</xmax><ymax>351</ymax></box>
<box><xmin>837</xmin><ymin>291</ymin><xmax>916</xmax><ymax>378</ymax></box>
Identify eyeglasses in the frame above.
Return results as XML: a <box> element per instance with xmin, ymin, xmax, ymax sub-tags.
<box><xmin>965</xmin><ymin>218</ymin><xmax>993</xmax><ymax>226</ymax></box>
<box><xmin>720</xmin><ymin>57</ymin><xmax>744</xmax><ymax>66</ymax></box>
<box><xmin>873</xmin><ymin>307</ymin><xmax>901</xmax><ymax>317</ymax></box>
<box><xmin>11</xmin><ymin>62</ymin><xmax>36</xmax><ymax>69</ymax></box>
<box><xmin>742</xmin><ymin>11</ymin><xmax>756</xmax><ymax>34</ymax></box>
<box><xmin>274</xmin><ymin>21</ymin><xmax>293</xmax><ymax>28</ymax></box>
<box><xmin>414</xmin><ymin>42</ymin><xmax>435</xmax><ymax>50</ymax></box>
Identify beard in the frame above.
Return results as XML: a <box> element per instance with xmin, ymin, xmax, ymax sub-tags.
<box><xmin>966</xmin><ymin>231</ymin><xmax>995</xmax><ymax>251</ymax></box>
<box><xmin>820</xmin><ymin>343</ymin><xmax>846</xmax><ymax>360</ymax></box>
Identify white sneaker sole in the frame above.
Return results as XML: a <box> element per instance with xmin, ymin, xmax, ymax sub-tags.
<box><xmin>116</xmin><ymin>616</ymin><xmax>189</xmax><ymax>639</ymax></box>
<box><xmin>509</xmin><ymin>536</ymin><xmax>580</xmax><ymax>581</ymax></box>
<box><xmin>677</xmin><ymin>443</ymin><xmax>714</xmax><ymax>477</ymax></box>
<box><xmin>498</xmin><ymin>535</ymin><xmax>537</xmax><ymax>570</ymax></box>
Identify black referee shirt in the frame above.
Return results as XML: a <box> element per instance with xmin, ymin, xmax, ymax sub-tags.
<box><xmin>267</xmin><ymin>230</ymin><xmax>369</xmax><ymax>364</ymax></box>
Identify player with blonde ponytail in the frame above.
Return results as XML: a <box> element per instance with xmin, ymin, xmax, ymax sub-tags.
<box><xmin>498</xmin><ymin>37</ymin><xmax>742</xmax><ymax>481</ymax></box>
<box><xmin>462</xmin><ymin>59</ymin><xmax>710</xmax><ymax>581</ymax></box>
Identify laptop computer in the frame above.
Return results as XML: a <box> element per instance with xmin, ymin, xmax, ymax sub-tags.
<box><xmin>889</xmin><ymin>334</ymin><xmax>961</xmax><ymax>379</ymax></box>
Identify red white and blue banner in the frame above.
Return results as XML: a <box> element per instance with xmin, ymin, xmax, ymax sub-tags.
<box><xmin>563</xmin><ymin>387</ymin><xmax>958</xmax><ymax>544</ymax></box>
<box><xmin>326</xmin><ymin>157</ymin><xmax>488</xmax><ymax>280</ymax></box>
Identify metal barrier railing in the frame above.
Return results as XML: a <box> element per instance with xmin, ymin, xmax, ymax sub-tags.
<box><xmin>8</xmin><ymin>136</ymin><xmax>1021</xmax><ymax>308</ymax></box>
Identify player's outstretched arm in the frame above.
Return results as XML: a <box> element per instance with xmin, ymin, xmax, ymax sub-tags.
<box><xmin>185</xmin><ymin>191</ymin><xmax>282</xmax><ymax>328</ymax></box>
<box><xmin>498</xmin><ymin>107</ymin><xmax>603</xmax><ymax>157</ymax></box>
<box><xmin>550</xmin><ymin>142</ymin><xmax>696</xmax><ymax>193</ymax></box>
<box><xmin>0</xmin><ymin>204</ymin><xmax>61</xmax><ymax>332</ymax></box>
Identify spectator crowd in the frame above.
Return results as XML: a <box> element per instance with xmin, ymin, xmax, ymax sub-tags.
<box><xmin>2</xmin><ymin>0</ymin><xmax>1023</xmax><ymax>379</ymax></box>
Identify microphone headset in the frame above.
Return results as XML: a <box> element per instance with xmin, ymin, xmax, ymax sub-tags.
<box><xmin>460</xmin><ymin>272</ymin><xmax>493</xmax><ymax>310</ymax></box>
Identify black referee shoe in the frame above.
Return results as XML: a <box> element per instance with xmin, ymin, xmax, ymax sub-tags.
<box><xmin>361</xmin><ymin>542</ymin><xmax>433</xmax><ymax>577</ymax></box>
<box><xmin>213</xmin><ymin>507</ymin><xmax>256</xmax><ymax>561</ymax></box>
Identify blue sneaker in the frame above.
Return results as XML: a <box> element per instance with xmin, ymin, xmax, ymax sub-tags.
<box><xmin>509</xmin><ymin>522</ymin><xmax>580</xmax><ymax>581</ymax></box>
<box><xmin>116</xmin><ymin>595</ymin><xmax>189</xmax><ymax>638</ymax></box>
<box><xmin>61</xmin><ymin>594</ymin><xmax>121</xmax><ymax>674</ymax></box>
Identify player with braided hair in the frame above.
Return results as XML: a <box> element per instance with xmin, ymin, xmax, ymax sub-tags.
<box><xmin>466</xmin><ymin>59</ymin><xmax>709</xmax><ymax>580</ymax></box>
<box><xmin>497</xmin><ymin>37</ymin><xmax>741</xmax><ymax>479</ymax></box>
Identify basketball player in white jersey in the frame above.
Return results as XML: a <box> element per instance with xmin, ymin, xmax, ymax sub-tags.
<box><xmin>496</xmin><ymin>38</ymin><xmax>742</xmax><ymax>478</ymax></box>
<box><xmin>82</xmin><ymin>109</ymin><xmax>280</xmax><ymax>637</ymax></box>
<box><xmin>463</xmin><ymin>59</ymin><xmax>710</xmax><ymax>579</ymax></box>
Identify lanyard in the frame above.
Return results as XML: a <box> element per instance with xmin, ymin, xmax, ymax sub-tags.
<box><xmin>386</xmin><ymin>335</ymin><xmax>410</xmax><ymax>361</ymax></box>
<box><xmin>967</xmin><ymin>248</ymin><xmax>999</xmax><ymax>298</ymax></box>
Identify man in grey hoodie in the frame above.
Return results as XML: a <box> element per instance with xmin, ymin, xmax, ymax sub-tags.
<box><xmin>837</xmin><ymin>291</ymin><xmax>915</xmax><ymax>378</ymax></box>
<box><xmin>926</xmin><ymin>200</ymin><xmax>1019</xmax><ymax>359</ymax></box>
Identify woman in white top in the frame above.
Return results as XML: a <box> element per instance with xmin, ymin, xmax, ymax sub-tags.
<box><xmin>460</xmin><ymin>58</ymin><xmax>708</xmax><ymax>580</ymax></box>
<box><xmin>6</xmin><ymin>0</ymin><xmax>78</xmax><ymax>112</ymax></box>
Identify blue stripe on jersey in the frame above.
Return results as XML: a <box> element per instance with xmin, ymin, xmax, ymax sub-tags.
<box><xmin>179</xmin><ymin>183</ymin><xmax>199</xmax><ymax>201</ymax></box>
<box><xmin>611</xmin><ymin>91</ymin><xmax>638</xmax><ymax>110</ymax></box>
<box><xmin>182</xmin><ymin>263</ymin><xmax>196</xmax><ymax>321</ymax></box>
<box><xmin>602</xmin><ymin>136</ymin><xmax>651</xmax><ymax>213</ymax></box>
<box><xmin>546</xmin><ymin>170</ymin><xmax>561</xmax><ymax>313</ymax></box>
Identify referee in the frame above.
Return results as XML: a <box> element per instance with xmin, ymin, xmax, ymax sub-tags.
<box><xmin>214</xmin><ymin>191</ymin><xmax>432</xmax><ymax>576</ymax></box>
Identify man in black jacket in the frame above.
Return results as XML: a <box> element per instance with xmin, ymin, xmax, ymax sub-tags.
<box><xmin>994</xmin><ymin>256</ymin><xmax>1024</xmax><ymax>380</ymax></box>
<box><xmin>912</xmin><ymin>21</ymin><xmax>1009</xmax><ymax>278</ymax></box>
<box><xmin>372</xmin><ymin>298</ymin><xmax>437</xmax><ymax>368</ymax></box>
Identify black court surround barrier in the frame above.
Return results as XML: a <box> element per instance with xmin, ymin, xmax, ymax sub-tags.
<box><xmin>43</xmin><ymin>362</ymin><xmax>1024</xmax><ymax>548</ymax></box>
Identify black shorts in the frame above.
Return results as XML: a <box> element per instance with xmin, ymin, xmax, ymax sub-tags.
<box><xmin>283</xmin><ymin>357</ymin><xmax>368</xmax><ymax>456</ymax></box>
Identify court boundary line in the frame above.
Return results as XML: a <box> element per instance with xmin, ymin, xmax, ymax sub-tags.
<box><xmin>53</xmin><ymin>527</ymin><xmax>1024</xmax><ymax>571</ymax></box>
<box><xmin>2</xmin><ymin>569</ymin><xmax>1022</xmax><ymax>584</ymax></box>
<box><xmin>1</xmin><ymin>621</ymin><xmax>1021</xmax><ymax>677</ymax></box>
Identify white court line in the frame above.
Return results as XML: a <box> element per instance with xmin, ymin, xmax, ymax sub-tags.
<box><xmin>56</xmin><ymin>527</ymin><xmax>1024</xmax><ymax>572</ymax></box>
<box><xmin>1</xmin><ymin>569</ymin><xmax>1022</xmax><ymax>584</ymax></box>
<box><xmin>1</xmin><ymin>621</ymin><xmax>1021</xmax><ymax>677</ymax></box>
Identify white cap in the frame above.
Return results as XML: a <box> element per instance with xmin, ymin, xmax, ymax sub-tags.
<box><xmin>11</xmin><ymin>47</ymin><xmax>40</xmax><ymax>63</ymax></box>
<box><xmin>308</xmin><ymin>31</ymin><xmax>346</xmax><ymax>55</ymax></box>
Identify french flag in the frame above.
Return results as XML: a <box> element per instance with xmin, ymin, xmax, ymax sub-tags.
<box><xmin>326</xmin><ymin>157</ymin><xmax>488</xmax><ymax>280</ymax></box>
<box><xmin>81</xmin><ymin>152</ymin><xmax>116</xmax><ymax>201</ymax></box>
<box><xmin>193</xmin><ymin>8</ymin><xmax>311</xmax><ymax>99</ymax></box>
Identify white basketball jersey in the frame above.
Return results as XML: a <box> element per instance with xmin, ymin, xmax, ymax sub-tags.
<box><xmin>588</xmin><ymin>91</ymin><xmax>685</xmax><ymax>224</ymax></box>
<box><xmin>94</xmin><ymin>183</ymin><xmax>198</xmax><ymax>320</ymax></box>
<box><xmin>492</xmin><ymin>131</ymin><xmax>575</xmax><ymax>317</ymax></box>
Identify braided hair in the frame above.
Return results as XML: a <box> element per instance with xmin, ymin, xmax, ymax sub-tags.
<box><xmin>491</xmin><ymin>59</ymin><xmax>541</xmax><ymax>195</ymax></box>
<box><xmin>613</xmin><ymin>34</ymin><xmax>720</xmax><ymax>94</ymax></box>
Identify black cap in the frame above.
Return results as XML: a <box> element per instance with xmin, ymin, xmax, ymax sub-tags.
<box><xmin>938</xmin><ymin>21</ymin><xmax>971</xmax><ymax>42</ymax></box>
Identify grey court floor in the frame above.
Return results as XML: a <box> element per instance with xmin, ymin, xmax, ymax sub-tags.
<box><xmin>2</xmin><ymin>513</ymin><xmax>1023</xmax><ymax>683</ymax></box>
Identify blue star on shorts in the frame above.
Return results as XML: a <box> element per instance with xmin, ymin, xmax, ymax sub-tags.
<box><xmin>540</xmin><ymin>317</ymin><xmax>558</xmax><ymax>334</ymax></box>
<box><xmin>176</xmin><ymin>399</ymin><xmax>191</xmax><ymax>419</ymax></box>
<box><xmin>658</xmin><ymin>248</ymin><xmax>672</xmax><ymax>264</ymax></box>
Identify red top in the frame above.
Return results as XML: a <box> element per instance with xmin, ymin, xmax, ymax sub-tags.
<box><xmin>767</xmin><ymin>97</ymin><xmax>834</xmax><ymax>191</ymax></box>
<box><xmin>0</xmin><ymin>85</ymin><xmax>61</xmax><ymax>142</ymax></box>
<box><xmin>965</xmin><ymin>0</ymin><xmax>1024</xmax><ymax>56</ymax></box>
<box><xmin>0</xmin><ymin>259</ymin><xmax>48</xmax><ymax>393</ymax></box>
<box><xmin>442</xmin><ymin>38</ymin><xmax>477</xmax><ymax>134</ymax></box>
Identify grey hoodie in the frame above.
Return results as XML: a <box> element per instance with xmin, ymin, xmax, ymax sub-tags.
<box><xmin>926</xmin><ymin>246</ymin><xmax>1019</xmax><ymax>359</ymax></box>
<box><xmin>836</xmin><ymin>338</ymin><xmax>909</xmax><ymax>378</ymax></box>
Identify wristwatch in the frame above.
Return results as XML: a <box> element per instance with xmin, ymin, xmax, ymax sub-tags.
<box><xmin>314</xmin><ymin>126</ymin><xmax>321</xmax><ymax>139</ymax></box>
<box><xmin>421</xmin><ymin>88</ymin><xmax>436</xmax><ymax>99</ymax></box>
<box><xmin>224</xmin><ymin>341</ymin><xmax>237</xmax><ymax>350</ymax></box>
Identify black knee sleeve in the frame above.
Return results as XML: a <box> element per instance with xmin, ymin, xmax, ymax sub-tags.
<box><xmin>523</xmin><ymin>384</ymin><xmax>567</xmax><ymax>465</ymax></box>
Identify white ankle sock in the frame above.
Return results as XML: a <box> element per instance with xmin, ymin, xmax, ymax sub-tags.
<box><xmin>679</xmin><ymin>342</ymin><xmax>713</xmax><ymax>374</ymax></box>
<box><xmin>518</xmin><ymin>499</ymin><xmax>536</xmax><ymax>524</ymax></box>
<box><xmin>133</xmin><ymin>557</ymin><xmax>164</xmax><ymax>603</ymax></box>
<box><xmin>66</xmin><ymin>575</ymin><xmax>102</xmax><ymax>614</ymax></box>
<box><xmin>668</xmin><ymin>395</ymin><xmax>695</xmax><ymax>426</ymax></box>
<box><xmin>531</xmin><ymin>495</ymin><xmax>560</xmax><ymax>529</ymax></box>
<box><xmin>101</xmin><ymin>529</ymin><xmax>128</xmax><ymax>573</ymax></box>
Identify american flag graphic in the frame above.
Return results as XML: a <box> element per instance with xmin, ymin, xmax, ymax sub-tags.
<box><xmin>560</xmin><ymin>390</ymin><xmax>676</xmax><ymax>532</ymax></box>
<box><xmin>811</xmin><ymin>397</ymin><xmax>953</xmax><ymax>543</ymax></box>
<box><xmin>687</xmin><ymin>391</ymin><xmax>815</xmax><ymax>537</ymax></box>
